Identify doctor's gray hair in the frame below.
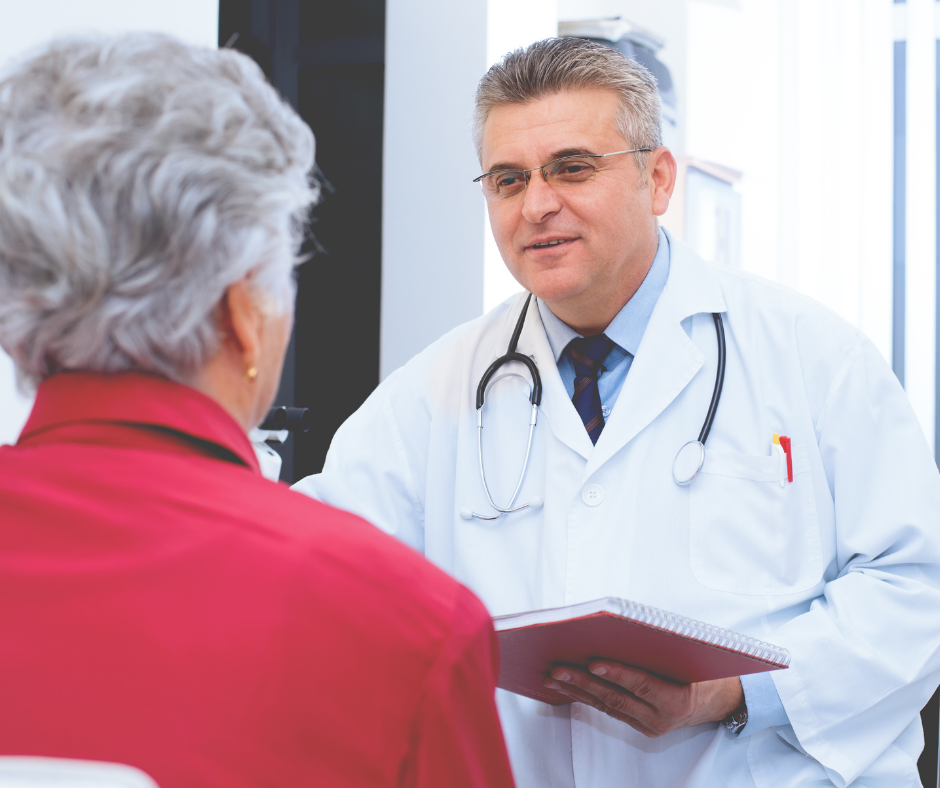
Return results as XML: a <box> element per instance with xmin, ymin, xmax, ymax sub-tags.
<box><xmin>0</xmin><ymin>33</ymin><xmax>317</xmax><ymax>390</ymax></box>
<box><xmin>473</xmin><ymin>38</ymin><xmax>663</xmax><ymax>171</ymax></box>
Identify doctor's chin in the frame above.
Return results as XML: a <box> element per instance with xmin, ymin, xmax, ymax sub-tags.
<box><xmin>2</xmin><ymin>5</ymin><xmax>940</xmax><ymax>788</ymax></box>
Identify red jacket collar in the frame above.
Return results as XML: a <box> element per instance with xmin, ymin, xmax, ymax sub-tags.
<box><xmin>20</xmin><ymin>372</ymin><xmax>260</xmax><ymax>474</ymax></box>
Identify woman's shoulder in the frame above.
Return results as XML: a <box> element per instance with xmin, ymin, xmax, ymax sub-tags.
<box><xmin>235</xmin><ymin>475</ymin><xmax>486</xmax><ymax>639</ymax></box>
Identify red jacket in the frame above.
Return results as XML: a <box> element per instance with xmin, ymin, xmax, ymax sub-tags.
<box><xmin>0</xmin><ymin>372</ymin><xmax>514</xmax><ymax>788</ymax></box>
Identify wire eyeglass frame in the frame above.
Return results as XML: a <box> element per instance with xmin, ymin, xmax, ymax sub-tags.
<box><xmin>472</xmin><ymin>148</ymin><xmax>653</xmax><ymax>200</ymax></box>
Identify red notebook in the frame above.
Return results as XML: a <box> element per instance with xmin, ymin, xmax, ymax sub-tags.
<box><xmin>494</xmin><ymin>597</ymin><xmax>790</xmax><ymax>705</ymax></box>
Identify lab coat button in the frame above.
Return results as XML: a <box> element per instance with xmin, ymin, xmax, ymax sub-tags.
<box><xmin>582</xmin><ymin>483</ymin><xmax>604</xmax><ymax>506</ymax></box>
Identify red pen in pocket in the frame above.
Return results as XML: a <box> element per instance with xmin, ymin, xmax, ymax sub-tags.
<box><xmin>778</xmin><ymin>436</ymin><xmax>793</xmax><ymax>483</ymax></box>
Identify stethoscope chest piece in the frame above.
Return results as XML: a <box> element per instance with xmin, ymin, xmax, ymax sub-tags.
<box><xmin>672</xmin><ymin>439</ymin><xmax>705</xmax><ymax>486</ymax></box>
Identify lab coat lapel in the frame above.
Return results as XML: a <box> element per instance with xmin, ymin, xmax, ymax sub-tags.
<box><xmin>585</xmin><ymin>237</ymin><xmax>727</xmax><ymax>478</ymax></box>
<box><xmin>513</xmin><ymin>294</ymin><xmax>595</xmax><ymax>461</ymax></box>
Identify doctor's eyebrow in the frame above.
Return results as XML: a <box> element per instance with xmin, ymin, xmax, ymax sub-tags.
<box><xmin>485</xmin><ymin>160</ymin><xmax>526</xmax><ymax>173</ymax></box>
<box><xmin>549</xmin><ymin>147</ymin><xmax>596</xmax><ymax>160</ymax></box>
<box><xmin>484</xmin><ymin>148</ymin><xmax>598</xmax><ymax>174</ymax></box>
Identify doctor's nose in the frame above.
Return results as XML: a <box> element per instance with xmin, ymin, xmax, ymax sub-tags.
<box><xmin>521</xmin><ymin>171</ymin><xmax>563</xmax><ymax>224</ymax></box>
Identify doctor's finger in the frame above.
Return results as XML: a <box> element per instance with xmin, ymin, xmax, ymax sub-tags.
<box><xmin>548</xmin><ymin>667</ymin><xmax>658</xmax><ymax>720</ymax></box>
<box><xmin>550</xmin><ymin>666</ymin><xmax>647</xmax><ymax>705</ymax></box>
<box><xmin>551</xmin><ymin>666</ymin><xmax>654</xmax><ymax>714</ymax></box>
<box><xmin>544</xmin><ymin>675</ymin><xmax>608</xmax><ymax>711</ymax></box>
<box><xmin>588</xmin><ymin>661</ymin><xmax>673</xmax><ymax>704</ymax></box>
<box><xmin>543</xmin><ymin>678</ymin><xmax>661</xmax><ymax>738</ymax></box>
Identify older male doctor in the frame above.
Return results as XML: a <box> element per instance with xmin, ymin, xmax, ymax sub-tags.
<box><xmin>294</xmin><ymin>38</ymin><xmax>940</xmax><ymax>787</ymax></box>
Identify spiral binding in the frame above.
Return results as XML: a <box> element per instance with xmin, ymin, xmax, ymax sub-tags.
<box><xmin>615</xmin><ymin>598</ymin><xmax>790</xmax><ymax>666</ymax></box>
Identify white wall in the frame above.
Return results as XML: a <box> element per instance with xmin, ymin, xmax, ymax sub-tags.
<box><xmin>380</xmin><ymin>0</ymin><xmax>487</xmax><ymax>380</ymax></box>
<box><xmin>685</xmin><ymin>0</ymin><xmax>895</xmax><ymax>350</ymax></box>
<box><xmin>904</xmin><ymin>0</ymin><xmax>937</xmax><ymax>452</ymax></box>
<box><xmin>557</xmin><ymin>0</ymin><xmax>689</xmax><ymax>155</ymax></box>
<box><xmin>683</xmin><ymin>0</ymin><xmax>933</xmax><ymax>450</ymax></box>
<box><xmin>483</xmin><ymin>0</ymin><xmax>558</xmax><ymax>313</ymax></box>
<box><xmin>0</xmin><ymin>0</ymin><xmax>218</xmax><ymax>446</ymax></box>
<box><xmin>381</xmin><ymin>0</ymin><xmax>558</xmax><ymax>377</ymax></box>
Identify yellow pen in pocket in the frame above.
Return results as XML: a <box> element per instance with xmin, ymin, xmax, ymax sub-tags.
<box><xmin>772</xmin><ymin>433</ymin><xmax>786</xmax><ymax>487</ymax></box>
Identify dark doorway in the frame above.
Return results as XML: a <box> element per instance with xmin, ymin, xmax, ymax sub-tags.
<box><xmin>219</xmin><ymin>0</ymin><xmax>385</xmax><ymax>484</ymax></box>
<box><xmin>921</xmin><ymin>686</ymin><xmax>939</xmax><ymax>788</ymax></box>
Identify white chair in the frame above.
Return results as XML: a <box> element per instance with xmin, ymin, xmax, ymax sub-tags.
<box><xmin>0</xmin><ymin>758</ymin><xmax>158</xmax><ymax>788</ymax></box>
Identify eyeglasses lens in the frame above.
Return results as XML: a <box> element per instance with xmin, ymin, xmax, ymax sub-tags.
<box><xmin>482</xmin><ymin>171</ymin><xmax>526</xmax><ymax>199</ymax></box>
<box><xmin>547</xmin><ymin>158</ymin><xmax>597</xmax><ymax>184</ymax></box>
<box><xmin>481</xmin><ymin>157</ymin><xmax>598</xmax><ymax>200</ymax></box>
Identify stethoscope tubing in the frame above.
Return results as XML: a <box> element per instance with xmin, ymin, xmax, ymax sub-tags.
<box><xmin>698</xmin><ymin>312</ymin><xmax>726</xmax><ymax>445</ymax></box>
<box><xmin>476</xmin><ymin>294</ymin><xmax>542</xmax><ymax>410</ymax></box>
<box><xmin>466</xmin><ymin>294</ymin><xmax>728</xmax><ymax>518</ymax></box>
<box><xmin>466</xmin><ymin>295</ymin><xmax>542</xmax><ymax>521</ymax></box>
<box><xmin>672</xmin><ymin>312</ymin><xmax>726</xmax><ymax>485</ymax></box>
<box><xmin>475</xmin><ymin>404</ymin><xmax>538</xmax><ymax>519</ymax></box>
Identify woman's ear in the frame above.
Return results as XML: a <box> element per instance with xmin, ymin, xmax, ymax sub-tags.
<box><xmin>220</xmin><ymin>279</ymin><xmax>264</xmax><ymax>378</ymax></box>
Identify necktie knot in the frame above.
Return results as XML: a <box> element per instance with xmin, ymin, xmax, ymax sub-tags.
<box><xmin>568</xmin><ymin>334</ymin><xmax>614</xmax><ymax>378</ymax></box>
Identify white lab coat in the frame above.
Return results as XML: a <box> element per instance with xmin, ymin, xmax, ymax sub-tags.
<box><xmin>294</xmin><ymin>235</ymin><xmax>940</xmax><ymax>788</ymax></box>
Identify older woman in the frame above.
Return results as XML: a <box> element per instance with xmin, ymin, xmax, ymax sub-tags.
<box><xmin>0</xmin><ymin>34</ymin><xmax>513</xmax><ymax>788</ymax></box>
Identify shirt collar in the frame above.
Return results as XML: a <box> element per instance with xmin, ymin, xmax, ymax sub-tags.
<box><xmin>19</xmin><ymin>371</ymin><xmax>260</xmax><ymax>473</ymax></box>
<box><xmin>537</xmin><ymin>226</ymin><xmax>671</xmax><ymax>361</ymax></box>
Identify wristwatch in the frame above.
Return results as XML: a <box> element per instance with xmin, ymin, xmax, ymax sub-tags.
<box><xmin>723</xmin><ymin>703</ymin><xmax>748</xmax><ymax>736</ymax></box>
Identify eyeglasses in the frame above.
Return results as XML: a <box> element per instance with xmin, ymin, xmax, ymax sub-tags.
<box><xmin>472</xmin><ymin>148</ymin><xmax>652</xmax><ymax>200</ymax></box>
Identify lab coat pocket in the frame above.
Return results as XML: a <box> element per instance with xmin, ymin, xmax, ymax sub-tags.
<box><xmin>746</xmin><ymin>728</ymin><xmax>831</xmax><ymax>787</ymax></box>
<box><xmin>689</xmin><ymin>444</ymin><xmax>823</xmax><ymax>595</ymax></box>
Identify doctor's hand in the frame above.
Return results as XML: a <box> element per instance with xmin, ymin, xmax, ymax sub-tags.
<box><xmin>543</xmin><ymin>662</ymin><xmax>744</xmax><ymax>738</ymax></box>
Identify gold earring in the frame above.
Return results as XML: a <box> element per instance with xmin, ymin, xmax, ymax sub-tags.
<box><xmin>245</xmin><ymin>366</ymin><xmax>258</xmax><ymax>382</ymax></box>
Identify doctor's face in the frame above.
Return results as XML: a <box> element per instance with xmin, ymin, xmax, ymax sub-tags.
<box><xmin>480</xmin><ymin>88</ymin><xmax>674</xmax><ymax>331</ymax></box>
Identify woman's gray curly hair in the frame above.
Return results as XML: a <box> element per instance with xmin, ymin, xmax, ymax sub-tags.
<box><xmin>0</xmin><ymin>33</ymin><xmax>317</xmax><ymax>390</ymax></box>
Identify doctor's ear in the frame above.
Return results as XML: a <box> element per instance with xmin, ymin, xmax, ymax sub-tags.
<box><xmin>646</xmin><ymin>147</ymin><xmax>677</xmax><ymax>217</ymax></box>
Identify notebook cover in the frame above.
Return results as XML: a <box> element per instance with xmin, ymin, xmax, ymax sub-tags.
<box><xmin>497</xmin><ymin>610</ymin><xmax>788</xmax><ymax>705</ymax></box>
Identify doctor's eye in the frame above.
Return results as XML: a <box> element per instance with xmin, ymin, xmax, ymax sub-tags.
<box><xmin>490</xmin><ymin>171</ymin><xmax>527</xmax><ymax>196</ymax></box>
<box><xmin>547</xmin><ymin>158</ymin><xmax>597</xmax><ymax>184</ymax></box>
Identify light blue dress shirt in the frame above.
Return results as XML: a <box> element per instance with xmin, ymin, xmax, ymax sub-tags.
<box><xmin>536</xmin><ymin>227</ymin><xmax>788</xmax><ymax>736</ymax></box>
<box><xmin>537</xmin><ymin>227</ymin><xmax>670</xmax><ymax>417</ymax></box>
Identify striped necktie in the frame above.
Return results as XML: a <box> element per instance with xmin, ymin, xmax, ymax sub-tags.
<box><xmin>567</xmin><ymin>334</ymin><xmax>615</xmax><ymax>445</ymax></box>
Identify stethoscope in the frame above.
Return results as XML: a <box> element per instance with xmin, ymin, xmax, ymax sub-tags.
<box><xmin>460</xmin><ymin>293</ymin><xmax>726</xmax><ymax>521</ymax></box>
<box><xmin>671</xmin><ymin>310</ymin><xmax>726</xmax><ymax>485</ymax></box>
